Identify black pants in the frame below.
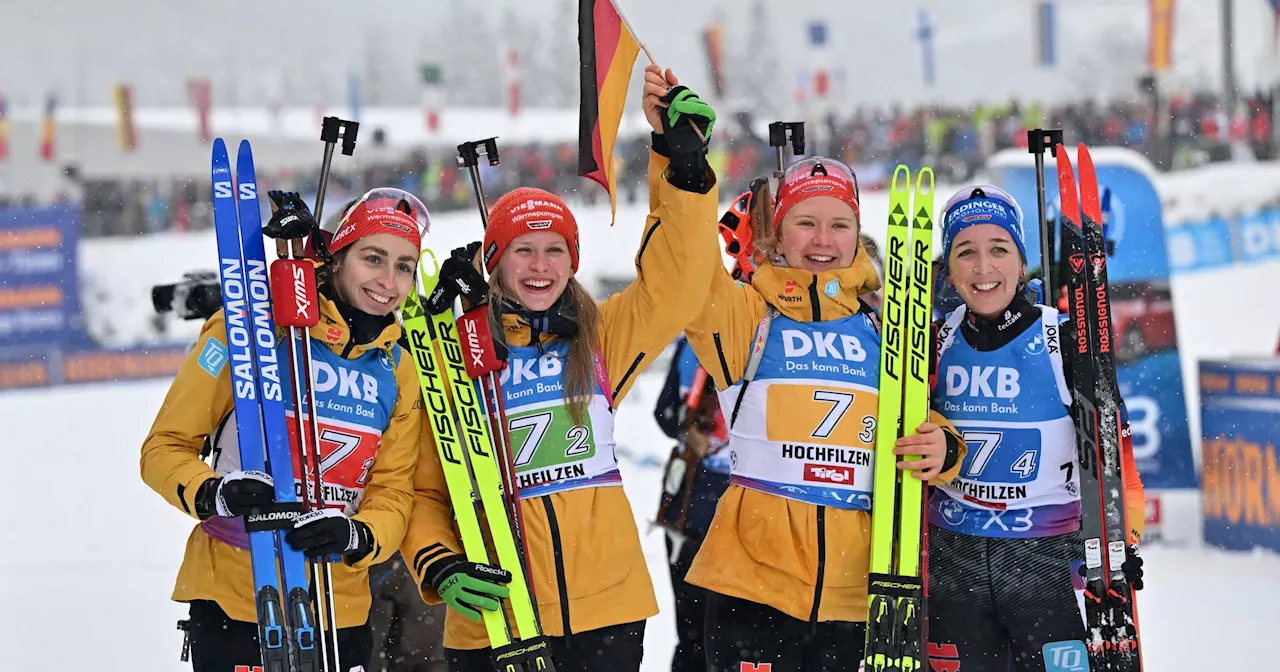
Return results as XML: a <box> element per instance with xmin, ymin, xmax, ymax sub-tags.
<box><xmin>927</xmin><ymin>526</ymin><xmax>1085</xmax><ymax>672</ymax></box>
<box><xmin>369</xmin><ymin>553</ymin><xmax>448</xmax><ymax>672</ymax></box>
<box><xmin>703</xmin><ymin>592</ymin><xmax>866</xmax><ymax>672</ymax></box>
<box><xmin>666</xmin><ymin>528</ymin><xmax>711</xmax><ymax>672</ymax></box>
<box><xmin>446</xmin><ymin>621</ymin><xmax>645</xmax><ymax>672</ymax></box>
<box><xmin>186</xmin><ymin>599</ymin><xmax>372</xmax><ymax>672</ymax></box>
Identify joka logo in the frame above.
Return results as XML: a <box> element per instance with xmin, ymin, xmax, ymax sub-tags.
<box><xmin>1069</xmin><ymin>254</ymin><xmax>1085</xmax><ymax>274</ymax></box>
<box><xmin>739</xmin><ymin>663</ymin><xmax>772</xmax><ymax>672</ymax></box>
<box><xmin>784</xmin><ymin>280</ymin><xmax>798</xmax><ymax>294</ymax></box>
<box><xmin>927</xmin><ymin>642</ymin><xmax>960</xmax><ymax>672</ymax></box>
<box><xmin>804</xmin><ymin>463</ymin><xmax>852</xmax><ymax>484</ymax></box>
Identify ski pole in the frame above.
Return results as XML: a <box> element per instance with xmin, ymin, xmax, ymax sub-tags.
<box><xmin>1026</xmin><ymin>128</ymin><xmax>1063</xmax><ymax>304</ymax></box>
<box><xmin>272</xmin><ymin>116</ymin><xmax>358</xmax><ymax>672</ymax></box>
<box><xmin>455</xmin><ymin>137</ymin><xmax>543</xmax><ymax>623</ymax></box>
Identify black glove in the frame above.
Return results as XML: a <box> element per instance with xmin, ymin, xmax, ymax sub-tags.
<box><xmin>425</xmin><ymin>554</ymin><xmax>512</xmax><ymax>622</ymax></box>
<box><xmin>195</xmin><ymin>470</ymin><xmax>275</xmax><ymax>520</ymax></box>
<box><xmin>658</xmin><ymin>86</ymin><xmax>714</xmax><ymax>193</ymax></box>
<box><xmin>265</xmin><ymin>191</ymin><xmax>319</xmax><ymax>240</ymax></box>
<box><xmin>284</xmin><ymin>509</ymin><xmax>374</xmax><ymax>562</ymax></box>
<box><xmin>426</xmin><ymin>242</ymin><xmax>490</xmax><ymax>314</ymax></box>
<box><xmin>1122</xmin><ymin>546</ymin><xmax>1144</xmax><ymax>591</ymax></box>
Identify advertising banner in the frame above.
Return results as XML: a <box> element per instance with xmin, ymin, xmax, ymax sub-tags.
<box><xmin>0</xmin><ymin>205</ymin><xmax>82</xmax><ymax>351</ymax></box>
<box><xmin>1199</xmin><ymin>359</ymin><xmax>1280</xmax><ymax>553</ymax></box>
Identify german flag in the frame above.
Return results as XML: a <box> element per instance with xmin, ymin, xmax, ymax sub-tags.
<box><xmin>39</xmin><ymin>95</ymin><xmax>56</xmax><ymax>162</ymax></box>
<box><xmin>578</xmin><ymin>0</ymin><xmax>640</xmax><ymax>224</ymax></box>
<box><xmin>0</xmin><ymin>95</ymin><xmax>9</xmax><ymax>162</ymax></box>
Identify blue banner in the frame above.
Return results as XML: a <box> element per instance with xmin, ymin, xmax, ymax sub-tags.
<box><xmin>1168</xmin><ymin>206</ymin><xmax>1280</xmax><ymax>273</ymax></box>
<box><xmin>0</xmin><ymin>205</ymin><xmax>82</xmax><ymax>351</ymax></box>
<box><xmin>1199</xmin><ymin>359</ymin><xmax>1280</xmax><ymax>553</ymax></box>
<box><xmin>992</xmin><ymin>149</ymin><xmax>1197</xmax><ymax>489</ymax></box>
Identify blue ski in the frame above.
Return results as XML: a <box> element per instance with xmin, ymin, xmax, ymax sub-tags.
<box><xmin>234</xmin><ymin>140</ymin><xmax>321</xmax><ymax>672</ymax></box>
<box><xmin>212</xmin><ymin>138</ymin><xmax>320</xmax><ymax>672</ymax></box>
<box><xmin>212</xmin><ymin>138</ymin><xmax>294</xmax><ymax>672</ymax></box>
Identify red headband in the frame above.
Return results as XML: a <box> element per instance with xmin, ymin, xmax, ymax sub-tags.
<box><xmin>329</xmin><ymin>198</ymin><xmax>423</xmax><ymax>254</ymax></box>
<box><xmin>773</xmin><ymin>175</ymin><xmax>861</xmax><ymax>227</ymax></box>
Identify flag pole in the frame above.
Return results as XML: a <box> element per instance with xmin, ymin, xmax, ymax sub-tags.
<box><xmin>608</xmin><ymin>0</ymin><xmax>707</xmax><ymax>142</ymax></box>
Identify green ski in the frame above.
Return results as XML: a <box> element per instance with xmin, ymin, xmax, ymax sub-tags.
<box><xmin>402</xmin><ymin>249</ymin><xmax>553</xmax><ymax>672</ymax></box>
<box><xmin>865</xmin><ymin>165</ymin><xmax>934</xmax><ymax>672</ymax></box>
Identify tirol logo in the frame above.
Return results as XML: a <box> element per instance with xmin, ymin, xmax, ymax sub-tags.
<box><xmin>1069</xmin><ymin>254</ymin><xmax>1085</xmax><ymax>274</ymax></box>
<box><xmin>526</xmin><ymin>219</ymin><xmax>553</xmax><ymax>230</ymax></box>
<box><xmin>804</xmin><ymin>463</ymin><xmax>853</xmax><ymax>484</ymax></box>
<box><xmin>927</xmin><ymin>642</ymin><xmax>961</xmax><ymax>672</ymax></box>
<box><xmin>784</xmin><ymin>280</ymin><xmax>798</xmax><ymax>294</ymax></box>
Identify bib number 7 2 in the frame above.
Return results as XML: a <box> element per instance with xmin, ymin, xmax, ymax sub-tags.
<box><xmin>510</xmin><ymin>411</ymin><xmax>592</xmax><ymax>468</ymax></box>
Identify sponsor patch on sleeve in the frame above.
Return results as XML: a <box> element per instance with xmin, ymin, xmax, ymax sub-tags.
<box><xmin>197</xmin><ymin>337</ymin><xmax>229</xmax><ymax>378</ymax></box>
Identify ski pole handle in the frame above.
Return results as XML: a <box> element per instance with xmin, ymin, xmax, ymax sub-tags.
<box><xmin>314</xmin><ymin>117</ymin><xmax>360</xmax><ymax>228</ymax></box>
<box><xmin>768</xmin><ymin>121</ymin><xmax>806</xmax><ymax>175</ymax></box>
<box><xmin>457</xmin><ymin>138</ymin><xmax>500</xmax><ymax>232</ymax></box>
<box><xmin>1027</xmin><ymin>128</ymin><xmax>1063</xmax><ymax>303</ymax></box>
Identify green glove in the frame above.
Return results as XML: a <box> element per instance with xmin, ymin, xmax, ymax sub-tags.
<box><xmin>426</xmin><ymin>555</ymin><xmax>512</xmax><ymax>622</ymax></box>
<box><xmin>661</xmin><ymin>85</ymin><xmax>716</xmax><ymax>142</ymax></box>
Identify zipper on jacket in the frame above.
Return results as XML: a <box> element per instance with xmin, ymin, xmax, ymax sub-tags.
<box><xmin>808</xmin><ymin>505</ymin><xmax>827</xmax><ymax>634</ymax></box>
<box><xmin>808</xmin><ymin>276</ymin><xmax>822</xmax><ymax>322</ymax></box>
<box><xmin>612</xmin><ymin>353</ymin><xmax>645</xmax><ymax>404</ymax></box>
<box><xmin>712</xmin><ymin>333</ymin><xmax>733</xmax><ymax>384</ymax></box>
<box><xmin>540</xmin><ymin>496</ymin><xmax>573</xmax><ymax>646</ymax></box>
<box><xmin>635</xmin><ymin>219</ymin><xmax>661</xmax><ymax>270</ymax></box>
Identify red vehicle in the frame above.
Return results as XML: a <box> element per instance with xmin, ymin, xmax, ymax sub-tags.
<box><xmin>1109</xmin><ymin>281</ymin><xmax>1178</xmax><ymax>363</ymax></box>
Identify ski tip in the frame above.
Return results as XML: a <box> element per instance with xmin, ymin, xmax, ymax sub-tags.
<box><xmin>1077</xmin><ymin>144</ymin><xmax>1095</xmax><ymax>174</ymax></box>
<box><xmin>891</xmin><ymin>164</ymin><xmax>912</xmax><ymax>192</ymax></box>
<box><xmin>236</xmin><ymin>138</ymin><xmax>254</xmax><ymax>163</ymax></box>
<box><xmin>417</xmin><ymin>248</ymin><xmax>442</xmax><ymax>292</ymax></box>
<box><xmin>914</xmin><ymin>167</ymin><xmax>935</xmax><ymax>197</ymax></box>
<box><xmin>211</xmin><ymin>138</ymin><xmax>228</xmax><ymax>163</ymax></box>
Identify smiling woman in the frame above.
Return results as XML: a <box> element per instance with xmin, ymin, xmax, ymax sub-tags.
<box><xmin>925</xmin><ymin>184</ymin><xmax>1147</xmax><ymax>671</ymax></box>
<box><xmin>681</xmin><ymin>155</ymin><xmax>966</xmax><ymax>671</ymax></box>
<box><xmin>139</xmin><ymin>185</ymin><xmax>430</xmax><ymax>672</ymax></box>
<box><xmin>399</xmin><ymin>64</ymin><xmax>722</xmax><ymax>672</ymax></box>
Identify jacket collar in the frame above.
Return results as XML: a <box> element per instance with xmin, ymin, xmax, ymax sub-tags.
<box><xmin>750</xmin><ymin>248</ymin><xmax>881</xmax><ymax>322</ymax></box>
<box><xmin>309</xmin><ymin>291</ymin><xmax>401</xmax><ymax>359</ymax></box>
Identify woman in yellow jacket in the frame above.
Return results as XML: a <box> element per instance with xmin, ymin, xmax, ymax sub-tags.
<box><xmin>398</xmin><ymin>66</ymin><xmax>719</xmax><ymax>672</ymax></box>
<box><xmin>141</xmin><ymin>189</ymin><xmax>427</xmax><ymax>672</ymax></box>
<box><xmin>682</xmin><ymin>158</ymin><xmax>967</xmax><ymax>671</ymax></box>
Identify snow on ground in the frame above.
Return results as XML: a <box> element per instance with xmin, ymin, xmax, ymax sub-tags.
<box><xmin>2</xmin><ymin>368</ymin><xmax>1278</xmax><ymax>670</ymax></box>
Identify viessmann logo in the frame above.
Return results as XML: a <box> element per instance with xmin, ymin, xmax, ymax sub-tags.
<box><xmin>804</xmin><ymin>463</ymin><xmax>852</xmax><ymax>484</ymax></box>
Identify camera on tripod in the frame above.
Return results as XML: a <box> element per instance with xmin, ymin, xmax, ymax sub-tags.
<box><xmin>152</xmin><ymin>271</ymin><xmax>222</xmax><ymax>321</ymax></box>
